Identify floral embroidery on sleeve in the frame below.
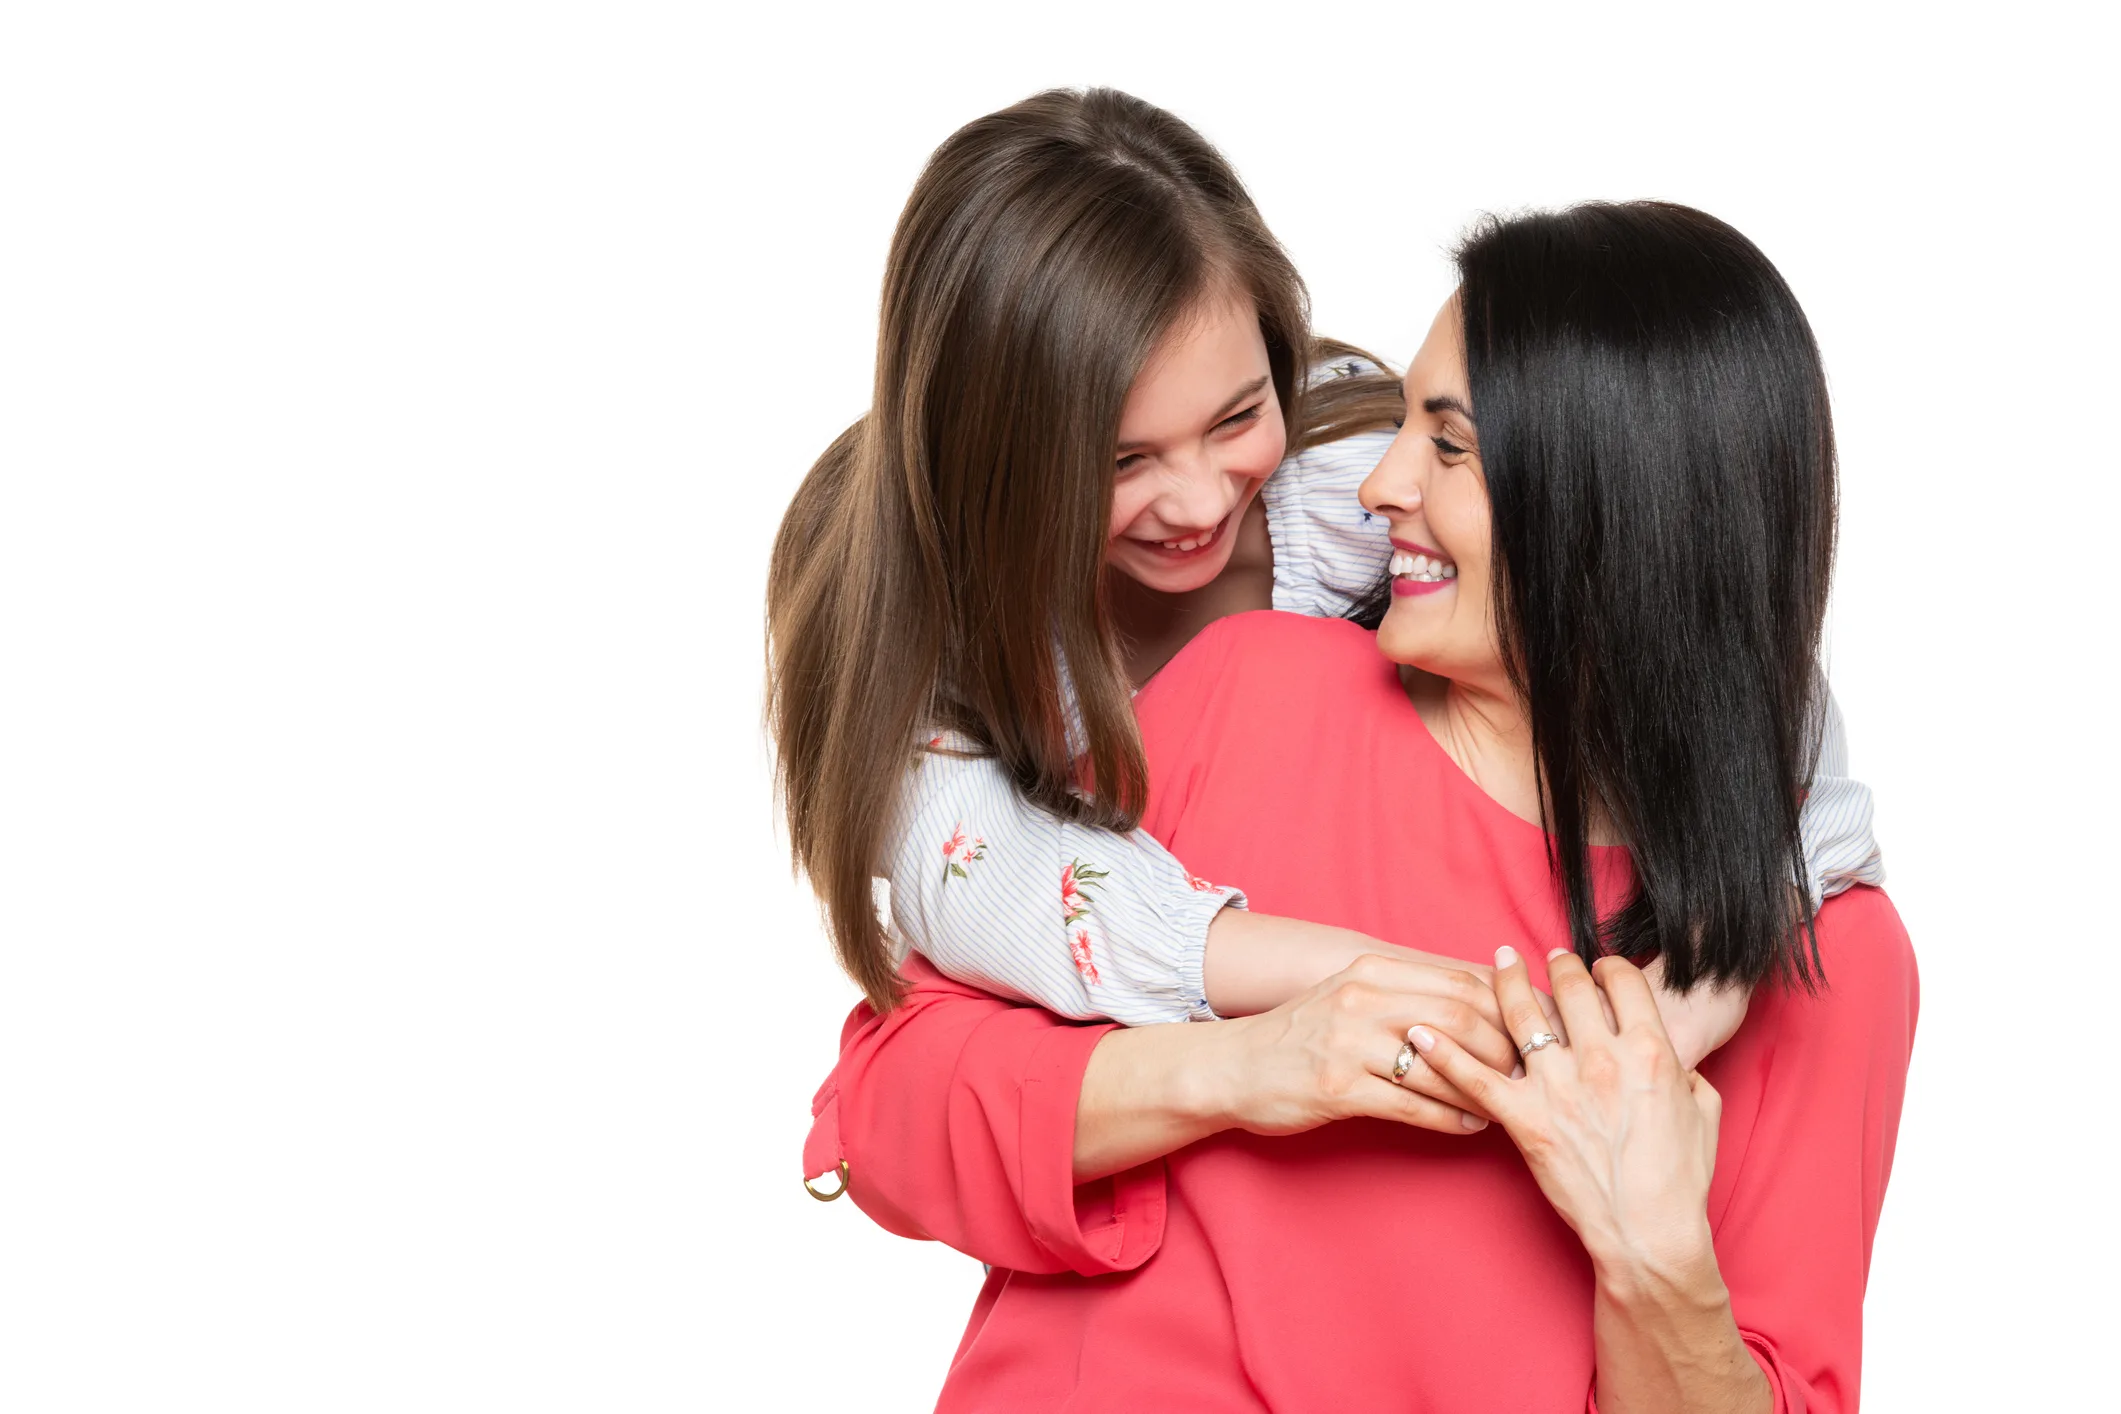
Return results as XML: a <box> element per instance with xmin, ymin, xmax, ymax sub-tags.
<box><xmin>1069</xmin><ymin>928</ymin><xmax>1101</xmax><ymax>985</ymax></box>
<box><xmin>941</xmin><ymin>824</ymin><xmax>986</xmax><ymax>883</ymax></box>
<box><xmin>1060</xmin><ymin>859</ymin><xmax>1109</xmax><ymax>926</ymax></box>
<box><xmin>1185</xmin><ymin>873</ymin><xmax>1222</xmax><ymax>894</ymax></box>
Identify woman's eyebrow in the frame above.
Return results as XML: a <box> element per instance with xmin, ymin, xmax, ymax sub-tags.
<box><xmin>1422</xmin><ymin>394</ymin><xmax>1474</xmax><ymax>419</ymax></box>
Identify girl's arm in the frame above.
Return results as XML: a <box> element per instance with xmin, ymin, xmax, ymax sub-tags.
<box><xmin>886</xmin><ymin>739</ymin><xmax>1494</xmax><ymax>1026</ymax></box>
<box><xmin>1800</xmin><ymin>686</ymin><xmax>1885</xmax><ymax>903</ymax></box>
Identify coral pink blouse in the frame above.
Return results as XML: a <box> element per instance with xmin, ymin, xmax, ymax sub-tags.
<box><xmin>804</xmin><ymin>612</ymin><xmax>1918</xmax><ymax>1412</ymax></box>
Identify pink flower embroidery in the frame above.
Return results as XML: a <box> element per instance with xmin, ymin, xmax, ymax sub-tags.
<box><xmin>940</xmin><ymin>823</ymin><xmax>986</xmax><ymax>883</ymax></box>
<box><xmin>1070</xmin><ymin>928</ymin><xmax>1100</xmax><ymax>985</ymax></box>
<box><xmin>1061</xmin><ymin>858</ymin><xmax>1109</xmax><ymax>926</ymax></box>
<box><xmin>1185</xmin><ymin>874</ymin><xmax>1220</xmax><ymax>893</ymax></box>
<box><xmin>927</xmin><ymin>735</ymin><xmax>945</xmax><ymax>750</ymax></box>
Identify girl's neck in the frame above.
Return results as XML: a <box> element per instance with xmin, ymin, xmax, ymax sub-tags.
<box><xmin>1108</xmin><ymin>496</ymin><xmax>1276</xmax><ymax>688</ymax></box>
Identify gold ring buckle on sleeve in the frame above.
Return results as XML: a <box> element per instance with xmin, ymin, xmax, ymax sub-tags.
<box><xmin>803</xmin><ymin>1160</ymin><xmax>850</xmax><ymax>1203</ymax></box>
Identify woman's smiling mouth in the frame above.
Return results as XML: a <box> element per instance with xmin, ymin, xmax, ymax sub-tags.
<box><xmin>1389</xmin><ymin>541</ymin><xmax>1457</xmax><ymax>596</ymax></box>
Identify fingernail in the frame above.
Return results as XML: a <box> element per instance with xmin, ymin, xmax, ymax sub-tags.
<box><xmin>1494</xmin><ymin>945</ymin><xmax>1519</xmax><ymax>969</ymax></box>
<box><xmin>1409</xmin><ymin>1025</ymin><xmax>1438</xmax><ymax>1052</ymax></box>
<box><xmin>1460</xmin><ymin>1112</ymin><xmax>1488</xmax><ymax>1131</ymax></box>
<box><xmin>1547</xmin><ymin>947</ymin><xmax>1570</xmax><ymax>960</ymax></box>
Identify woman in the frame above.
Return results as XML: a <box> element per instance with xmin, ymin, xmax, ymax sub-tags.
<box><xmin>768</xmin><ymin>89</ymin><xmax>1880</xmax><ymax>1101</ymax></box>
<box><xmin>805</xmin><ymin>204</ymin><xmax>1917</xmax><ymax>1411</ymax></box>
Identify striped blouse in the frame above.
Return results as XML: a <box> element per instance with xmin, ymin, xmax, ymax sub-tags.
<box><xmin>882</xmin><ymin>362</ymin><xmax>1885</xmax><ymax>1026</ymax></box>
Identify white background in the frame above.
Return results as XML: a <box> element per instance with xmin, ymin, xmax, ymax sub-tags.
<box><xmin>4</xmin><ymin>2</ymin><xmax>2114</xmax><ymax>1409</ymax></box>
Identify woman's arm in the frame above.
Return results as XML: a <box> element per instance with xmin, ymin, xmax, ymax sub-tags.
<box><xmin>1414</xmin><ymin>908</ymin><xmax>1916</xmax><ymax>1414</ymax></box>
<box><xmin>805</xmin><ymin>953</ymin><xmax>1524</xmax><ymax>1273</ymax></box>
<box><xmin>1413</xmin><ymin>949</ymin><xmax>1770</xmax><ymax>1413</ymax></box>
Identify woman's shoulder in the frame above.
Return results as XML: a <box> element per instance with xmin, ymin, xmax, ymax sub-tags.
<box><xmin>1749</xmin><ymin>884</ymin><xmax>1919</xmax><ymax>1053</ymax></box>
<box><xmin>1810</xmin><ymin>884</ymin><xmax>1919</xmax><ymax>1003</ymax></box>
<box><xmin>1134</xmin><ymin>612</ymin><xmax>1388</xmax><ymax>743</ymax></box>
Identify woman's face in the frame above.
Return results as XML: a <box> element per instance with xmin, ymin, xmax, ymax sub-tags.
<box><xmin>1104</xmin><ymin>285</ymin><xmax>1286</xmax><ymax>594</ymax></box>
<box><xmin>1358</xmin><ymin>295</ymin><xmax>1508</xmax><ymax>691</ymax></box>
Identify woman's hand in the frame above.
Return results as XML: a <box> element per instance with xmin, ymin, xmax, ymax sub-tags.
<box><xmin>1214</xmin><ymin>952</ymin><xmax>1521</xmax><ymax>1138</ymax></box>
<box><xmin>1409</xmin><ymin>946</ymin><xmax>1721</xmax><ymax>1275</ymax></box>
<box><xmin>1074</xmin><ymin>951</ymin><xmax>1521</xmax><ymax>1182</ymax></box>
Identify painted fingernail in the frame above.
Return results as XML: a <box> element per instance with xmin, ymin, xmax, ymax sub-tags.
<box><xmin>1494</xmin><ymin>945</ymin><xmax>1519</xmax><ymax>969</ymax></box>
<box><xmin>1409</xmin><ymin>1025</ymin><xmax>1438</xmax><ymax>1052</ymax></box>
<box><xmin>1460</xmin><ymin>1112</ymin><xmax>1488</xmax><ymax>1131</ymax></box>
<box><xmin>1547</xmin><ymin>947</ymin><xmax>1571</xmax><ymax>960</ymax></box>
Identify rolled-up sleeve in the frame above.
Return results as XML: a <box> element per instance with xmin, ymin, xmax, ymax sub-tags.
<box><xmin>803</xmin><ymin>957</ymin><xmax>1168</xmax><ymax>1277</ymax></box>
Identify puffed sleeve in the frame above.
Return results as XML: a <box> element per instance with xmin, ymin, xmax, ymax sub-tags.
<box><xmin>801</xmin><ymin>956</ymin><xmax>1168</xmax><ymax>1276</ymax></box>
<box><xmin>882</xmin><ymin>738</ymin><xmax>1246</xmax><ymax>1027</ymax></box>
<box><xmin>1261</xmin><ymin>361</ymin><xmax>1397</xmax><ymax>620</ymax></box>
<box><xmin>1798</xmin><ymin>686</ymin><xmax>1887</xmax><ymax>905</ymax></box>
<box><xmin>1692</xmin><ymin>885</ymin><xmax>1919</xmax><ymax>1412</ymax></box>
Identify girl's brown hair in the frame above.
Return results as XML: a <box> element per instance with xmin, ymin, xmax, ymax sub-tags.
<box><xmin>767</xmin><ymin>88</ymin><xmax>1400</xmax><ymax>1009</ymax></box>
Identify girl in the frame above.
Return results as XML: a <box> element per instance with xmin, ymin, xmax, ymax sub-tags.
<box><xmin>766</xmin><ymin>89</ymin><xmax>1880</xmax><ymax>1105</ymax></box>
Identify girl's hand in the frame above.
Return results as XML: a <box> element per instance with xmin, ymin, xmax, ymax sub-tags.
<box><xmin>1214</xmin><ymin>953</ymin><xmax>1523</xmax><ymax>1139</ymax></box>
<box><xmin>1642</xmin><ymin>956</ymin><xmax>1751</xmax><ymax>1071</ymax></box>
<box><xmin>1409</xmin><ymin>946</ymin><xmax>1722</xmax><ymax>1276</ymax></box>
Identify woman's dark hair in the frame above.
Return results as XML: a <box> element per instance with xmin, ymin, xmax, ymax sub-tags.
<box><xmin>767</xmin><ymin>88</ymin><xmax>1385</xmax><ymax>1010</ymax></box>
<box><xmin>1457</xmin><ymin>201</ymin><xmax>1838</xmax><ymax>992</ymax></box>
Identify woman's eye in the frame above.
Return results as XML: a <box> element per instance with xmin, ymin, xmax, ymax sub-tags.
<box><xmin>1432</xmin><ymin>436</ymin><xmax>1467</xmax><ymax>457</ymax></box>
<box><xmin>1391</xmin><ymin>416</ymin><xmax>1405</xmax><ymax>430</ymax></box>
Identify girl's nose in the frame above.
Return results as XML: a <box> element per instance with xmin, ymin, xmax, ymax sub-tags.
<box><xmin>1158</xmin><ymin>453</ymin><xmax>1236</xmax><ymax>529</ymax></box>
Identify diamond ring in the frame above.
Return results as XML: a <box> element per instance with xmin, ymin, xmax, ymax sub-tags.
<box><xmin>1519</xmin><ymin>1031</ymin><xmax>1564</xmax><ymax>1057</ymax></box>
<box><xmin>1390</xmin><ymin>1040</ymin><xmax>1417</xmax><ymax>1083</ymax></box>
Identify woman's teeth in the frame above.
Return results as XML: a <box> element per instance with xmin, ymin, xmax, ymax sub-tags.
<box><xmin>1389</xmin><ymin>550</ymin><xmax>1457</xmax><ymax>583</ymax></box>
<box><xmin>1158</xmin><ymin>522</ymin><xmax>1220</xmax><ymax>553</ymax></box>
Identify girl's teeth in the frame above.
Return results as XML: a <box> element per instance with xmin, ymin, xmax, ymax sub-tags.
<box><xmin>1160</xmin><ymin>525</ymin><xmax>1217</xmax><ymax>553</ymax></box>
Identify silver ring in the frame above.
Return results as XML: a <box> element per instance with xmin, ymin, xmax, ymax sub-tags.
<box><xmin>1519</xmin><ymin>1031</ymin><xmax>1564</xmax><ymax>1057</ymax></box>
<box><xmin>1390</xmin><ymin>1040</ymin><xmax>1416</xmax><ymax>1083</ymax></box>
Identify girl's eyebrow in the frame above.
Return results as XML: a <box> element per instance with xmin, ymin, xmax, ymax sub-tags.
<box><xmin>1116</xmin><ymin>375</ymin><xmax>1270</xmax><ymax>453</ymax></box>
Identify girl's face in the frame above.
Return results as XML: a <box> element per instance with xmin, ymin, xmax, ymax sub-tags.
<box><xmin>1105</xmin><ymin>286</ymin><xmax>1286</xmax><ymax>594</ymax></box>
<box><xmin>1358</xmin><ymin>295</ymin><xmax>1508</xmax><ymax>691</ymax></box>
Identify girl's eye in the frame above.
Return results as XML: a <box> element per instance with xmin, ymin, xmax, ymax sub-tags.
<box><xmin>1116</xmin><ymin>453</ymin><xmax>1144</xmax><ymax>474</ymax></box>
<box><xmin>1217</xmin><ymin>404</ymin><xmax>1262</xmax><ymax>432</ymax></box>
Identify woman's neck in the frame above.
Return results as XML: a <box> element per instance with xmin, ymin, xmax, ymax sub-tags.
<box><xmin>1399</xmin><ymin>664</ymin><xmax>1547</xmax><ymax>826</ymax></box>
<box><xmin>1399</xmin><ymin>663</ymin><xmax>1619</xmax><ymax>845</ymax></box>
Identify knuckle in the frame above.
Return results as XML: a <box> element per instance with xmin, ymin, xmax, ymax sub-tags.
<box><xmin>1622</xmin><ymin>1031</ymin><xmax>1670</xmax><ymax>1069</ymax></box>
<box><xmin>1577</xmin><ymin>1048</ymin><xmax>1621</xmax><ymax>1088</ymax></box>
<box><xmin>1347</xmin><ymin>953</ymin><xmax>1387</xmax><ymax>984</ymax></box>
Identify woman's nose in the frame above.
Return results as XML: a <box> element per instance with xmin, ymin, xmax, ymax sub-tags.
<box><xmin>1359</xmin><ymin>436</ymin><xmax>1423</xmax><ymax>518</ymax></box>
